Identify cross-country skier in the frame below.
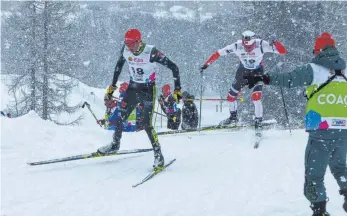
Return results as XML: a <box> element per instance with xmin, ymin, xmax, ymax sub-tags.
<box><xmin>158</xmin><ymin>84</ymin><xmax>181</xmax><ymax>130</ymax></box>
<box><xmin>181</xmin><ymin>91</ymin><xmax>198</xmax><ymax>130</ymax></box>
<box><xmin>243</xmin><ymin>32</ymin><xmax>347</xmax><ymax>216</ymax></box>
<box><xmin>97</xmin><ymin>28</ymin><xmax>182</xmax><ymax>170</ymax></box>
<box><xmin>97</xmin><ymin>82</ymin><xmax>139</xmax><ymax>132</ymax></box>
<box><xmin>200</xmin><ymin>30</ymin><xmax>287</xmax><ymax>131</ymax></box>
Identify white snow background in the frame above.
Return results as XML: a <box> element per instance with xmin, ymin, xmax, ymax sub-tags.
<box><xmin>1</xmin><ymin>76</ymin><xmax>345</xmax><ymax>216</ymax></box>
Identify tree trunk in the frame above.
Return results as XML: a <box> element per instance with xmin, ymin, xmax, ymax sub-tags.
<box><xmin>30</xmin><ymin>3</ymin><xmax>36</xmax><ymax>111</ymax></box>
<box><xmin>42</xmin><ymin>1</ymin><xmax>49</xmax><ymax>120</ymax></box>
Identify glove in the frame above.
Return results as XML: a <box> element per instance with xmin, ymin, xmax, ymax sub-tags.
<box><xmin>200</xmin><ymin>64</ymin><xmax>208</xmax><ymax>72</ymax></box>
<box><xmin>269</xmin><ymin>34</ymin><xmax>277</xmax><ymax>46</ymax></box>
<box><xmin>104</xmin><ymin>84</ymin><xmax>117</xmax><ymax>100</ymax></box>
<box><xmin>173</xmin><ymin>89</ymin><xmax>182</xmax><ymax>103</ymax></box>
<box><xmin>243</xmin><ymin>73</ymin><xmax>270</xmax><ymax>89</ymax></box>
<box><xmin>104</xmin><ymin>84</ymin><xmax>117</xmax><ymax>106</ymax></box>
<box><xmin>106</xmin><ymin>84</ymin><xmax>117</xmax><ymax>95</ymax></box>
<box><xmin>97</xmin><ymin>119</ymin><xmax>106</xmax><ymax>126</ymax></box>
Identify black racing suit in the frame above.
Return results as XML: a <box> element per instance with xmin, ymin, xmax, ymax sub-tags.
<box><xmin>110</xmin><ymin>44</ymin><xmax>181</xmax><ymax>147</ymax></box>
<box><xmin>181</xmin><ymin>99</ymin><xmax>198</xmax><ymax>130</ymax></box>
<box><xmin>229</xmin><ymin>64</ymin><xmax>264</xmax><ymax>97</ymax></box>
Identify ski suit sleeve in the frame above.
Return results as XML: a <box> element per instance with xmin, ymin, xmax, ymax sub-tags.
<box><xmin>268</xmin><ymin>64</ymin><xmax>314</xmax><ymax>88</ymax></box>
<box><xmin>204</xmin><ymin>43</ymin><xmax>237</xmax><ymax>66</ymax></box>
<box><xmin>150</xmin><ymin>48</ymin><xmax>181</xmax><ymax>91</ymax></box>
<box><xmin>111</xmin><ymin>45</ymin><xmax>126</xmax><ymax>86</ymax></box>
<box><xmin>261</xmin><ymin>40</ymin><xmax>287</xmax><ymax>55</ymax></box>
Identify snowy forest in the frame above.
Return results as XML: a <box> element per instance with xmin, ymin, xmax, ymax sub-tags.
<box><xmin>1</xmin><ymin>1</ymin><xmax>347</xmax><ymax>127</ymax></box>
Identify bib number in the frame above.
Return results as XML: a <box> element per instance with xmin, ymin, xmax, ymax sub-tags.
<box><xmin>244</xmin><ymin>59</ymin><xmax>256</xmax><ymax>68</ymax></box>
<box><xmin>131</xmin><ymin>67</ymin><xmax>144</xmax><ymax>81</ymax></box>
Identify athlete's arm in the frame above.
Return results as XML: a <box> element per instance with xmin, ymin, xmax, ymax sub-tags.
<box><xmin>111</xmin><ymin>45</ymin><xmax>126</xmax><ymax>86</ymax></box>
<box><xmin>204</xmin><ymin>43</ymin><xmax>237</xmax><ymax>67</ymax></box>
<box><xmin>262</xmin><ymin>40</ymin><xmax>287</xmax><ymax>55</ymax></box>
<box><xmin>150</xmin><ymin>48</ymin><xmax>181</xmax><ymax>90</ymax></box>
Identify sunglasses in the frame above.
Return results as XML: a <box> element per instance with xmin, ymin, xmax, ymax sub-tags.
<box><xmin>243</xmin><ymin>36</ymin><xmax>252</xmax><ymax>41</ymax></box>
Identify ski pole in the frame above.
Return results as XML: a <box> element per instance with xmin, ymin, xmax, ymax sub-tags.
<box><xmin>274</xmin><ymin>58</ymin><xmax>292</xmax><ymax>134</ymax></box>
<box><xmin>199</xmin><ymin>69</ymin><xmax>203</xmax><ymax>132</ymax></box>
<box><xmin>154</xmin><ymin>111</ymin><xmax>176</xmax><ymax>120</ymax></box>
<box><xmin>153</xmin><ymin>102</ymin><xmax>160</xmax><ymax>128</ymax></box>
<box><xmin>82</xmin><ymin>101</ymin><xmax>102</xmax><ymax>127</ymax></box>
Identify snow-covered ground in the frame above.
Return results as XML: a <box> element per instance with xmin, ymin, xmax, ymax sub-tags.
<box><xmin>1</xmin><ymin>78</ymin><xmax>346</xmax><ymax>216</ymax></box>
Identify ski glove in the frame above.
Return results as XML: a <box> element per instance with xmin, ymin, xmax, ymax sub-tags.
<box><xmin>106</xmin><ymin>84</ymin><xmax>117</xmax><ymax>95</ymax></box>
<box><xmin>104</xmin><ymin>84</ymin><xmax>117</xmax><ymax>104</ymax></box>
<box><xmin>200</xmin><ymin>64</ymin><xmax>208</xmax><ymax>71</ymax></box>
<box><xmin>97</xmin><ymin>119</ymin><xmax>106</xmax><ymax>126</ymax></box>
<box><xmin>243</xmin><ymin>73</ymin><xmax>270</xmax><ymax>89</ymax></box>
<box><xmin>269</xmin><ymin>34</ymin><xmax>277</xmax><ymax>46</ymax></box>
<box><xmin>173</xmin><ymin>89</ymin><xmax>182</xmax><ymax>103</ymax></box>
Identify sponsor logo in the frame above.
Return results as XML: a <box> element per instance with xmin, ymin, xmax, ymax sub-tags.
<box><xmin>332</xmin><ymin>119</ymin><xmax>346</xmax><ymax>126</ymax></box>
<box><xmin>134</xmin><ymin>58</ymin><xmax>143</xmax><ymax>63</ymax></box>
<box><xmin>128</xmin><ymin>56</ymin><xmax>133</xmax><ymax>61</ymax></box>
<box><xmin>317</xmin><ymin>94</ymin><xmax>347</xmax><ymax>105</ymax></box>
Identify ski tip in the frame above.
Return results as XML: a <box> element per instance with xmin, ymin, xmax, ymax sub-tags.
<box><xmin>27</xmin><ymin>162</ymin><xmax>41</xmax><ymax>166</ymax></box>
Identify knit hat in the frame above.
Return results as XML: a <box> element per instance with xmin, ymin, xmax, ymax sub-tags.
<box><xmin>313</xmin><ymin>32</ymin><xmax>335</xmax><ymax>55</ymax></box>
<box><xmin>161</xmin><ymin>84</ymin><xmax>171</xmax><ymax>98</ymax></box>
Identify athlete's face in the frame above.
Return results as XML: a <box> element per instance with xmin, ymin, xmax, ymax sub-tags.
<box><xmin>242</xmin><ymin>39</ymin><xmax>256</xmax><ymax>52</ymax></box>
<box><xmin>125</xmin><ymin>39</ymin><xmax>141</xmax><ymax>53</ymax></box>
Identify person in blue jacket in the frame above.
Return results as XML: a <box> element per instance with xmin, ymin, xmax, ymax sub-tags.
<box><xmin>97</xmin><ymin>82</ymin><xmax>142</xmax><ymax>132</ymax></box>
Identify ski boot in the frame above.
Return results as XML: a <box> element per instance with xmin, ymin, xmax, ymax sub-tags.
<box><xmin>97</xmin><ymin>133</ymin><xmax>120</xmax><ymax>154</ymax></box>
<box><xmin>255</xmin><ymin>117</ymin><xmax>263</xmax><ymax>134</ymax></box>
<box><xmin>339</xmin><ymin>189</ymin><xmax>347</xmax><ymax>212</ymax></box>
<box><xmin>153</xmin><ymin>145</ymin><xmax>165</xmax><ymax>171</ymax></box>
<box><xmin>310</xmin><ymin>200</ymin><xmax>330</xmax><ymax>216</ymax></box>
<box><xmin>219</xmin><ymin>111</ymin><xmax>238</xmax><ymax>126</ymax></box>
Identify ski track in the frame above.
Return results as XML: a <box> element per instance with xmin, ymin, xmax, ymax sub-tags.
<box><xmin>1</xmin><ymin>111</ymin><xmax>346</xmax><ymax>215</ymax></box>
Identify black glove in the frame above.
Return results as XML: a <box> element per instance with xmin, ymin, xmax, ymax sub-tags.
<box><xmin>200</xmin><ymin>64</ymin><xmax>208</xmax><ymax>72</ymax></box>
<box><xmin>243</xmin><ymin>73</ymin><xmax>270</xmax><ymax>89</ymax></box>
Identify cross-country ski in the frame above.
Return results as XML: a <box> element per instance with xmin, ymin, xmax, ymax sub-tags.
<box><xmin>132</xmin><ymin>159</ymin><xmax>176</xmax><ymax>188</ymax></box>
<box><xmin>27</xmin><ymin>148</ymin><xmax>153</xmax><ymax>166</ymax></box>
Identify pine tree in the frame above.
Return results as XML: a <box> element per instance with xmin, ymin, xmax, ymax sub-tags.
<box><xmin>2</xmin><ymin>1</ymin><xmax>83</xmax><ymax>124</ymax></box>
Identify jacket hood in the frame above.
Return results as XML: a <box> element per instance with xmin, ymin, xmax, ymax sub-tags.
<box><xmin>311</xmin><ymin>46</ymin><xmax>346</xmax><ymax>71</ymax></box>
